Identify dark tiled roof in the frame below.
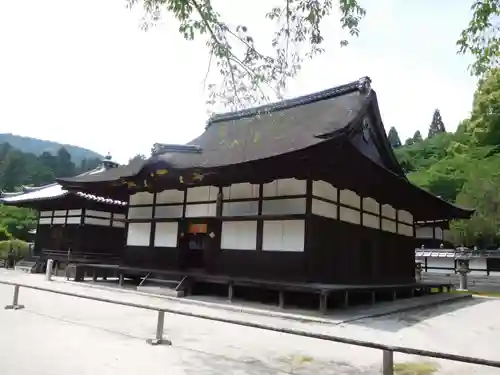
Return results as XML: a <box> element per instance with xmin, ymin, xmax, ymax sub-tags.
<box><xmin>59</xmin><ymin>77</ymin><xmax>372</xmax><ymax>184</ymax></box>
<box><xmin>0</xmin><ymin>165</ymin><xmax>127</xmax><ymax>206</ymax></box>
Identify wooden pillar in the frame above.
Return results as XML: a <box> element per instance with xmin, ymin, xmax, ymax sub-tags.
<box><xmin>278</xmin><ymin>290</ymin><xmax>285</xmax><ymax>309</ymax></box>
<box><xmin>344</xmin><ymin>291</ymin><xmax>349</xmax><ymax>307</ymax></box>
<box><xmin>319</xmin><ymin>293</ymin><xmax>328</xmax><ymax>314</ymax></box>
<box><xmin>228</xmin><ymin>283</ymin><xmax>234</xmax><ymax>302</ymax></box>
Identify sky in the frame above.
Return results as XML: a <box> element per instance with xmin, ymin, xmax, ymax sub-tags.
<box><xmin>0</xmin><ymin>0</ymin><xmax>478</xmax><ymax>163</ymax></box>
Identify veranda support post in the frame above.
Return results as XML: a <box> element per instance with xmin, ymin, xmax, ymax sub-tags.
<box><xmin>4</xmin><ymin>285</ymin><xmax>25</xmax><ymax>310</ymax></box>
<box><xmin>146</xmin><ymin>311</ymin><xmax>171</xmax><ymax>346</ymax></box>
<box><xmin>382</xmin><ymin>349</ymin><xmax>394</xmax><ymax>375</ymax></box>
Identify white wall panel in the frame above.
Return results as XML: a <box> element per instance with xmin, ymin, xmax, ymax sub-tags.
<box><xmin>113</xmin><ymin>213</ymin><xmax>126</xmax><ymax>220</ymax></box>
<box><xmin>39</xmin><ymin>218</ymin><xmax>52</xmax><ymax>225</ymax></box>
<box><xmin>156</xmin><ymin>189</ymin><xmax>184</xmax><ymax>204</ymax></box>
<box><xmin>398</xmin><ymin>224</ymin><xmax>414</xmax><ymax>237</ymax></box>
<box><xmin>53</xmin><ymin>217</ymin><xmax>66</xmax><ymax>224</ymax></box>
<box><xmin>398</xmin><ymin>210</ymin><xmax>413</xmax><ymax>225</ymax></box>
<box><xmin>127</xmin><ymin>223</ymin><xmax>151</xmax><ymax>246</ymax></box>
<box><xmin>86</xmin><ymin>210</ymin><xmax>111</xmax><ymax>218</ymax></box>
<box><xmin>66</xmin><ymin>217</ymin><xmax>81</xmax><ymax>225</ymax></box>
<box><xmin>155</xmin><ymin>205</ymin><xmax>183</xmax><ymax>219</ymax></box>
<box><xmin>222</xmin><ymin>183</ymin><xmax>259</xmax><ymax>199</ymax></box>
<box><xmin>39</xmin><ymin>211</ymin><xmax>53</xmax><ymax>217</ymax></box>
<box><xmin>340</xmin><ymin>189</ymin><xmax>361</xmax><ymax>209</ymax></box>
<box><xmin>382</xmin><ymin>204</ymin><xmax>396</xmax><ymax>219</ymax></box>
<box><xmin>154</xmin><ymin>222</ymin><xmax>179</xmax><ymax>247</ymax></box>
<box><xmin>221</xmin><ymin>221</ymin><xmax>257</xmax><ymax>250</ymax></box>
<box><xmin>261</xmin><ymin>198</ymin><xmax>306</xmax><ymax>215</ymax></box>
<box><xmin>312</xmin><ymin>180</ymin><xmax>337</xmax><ymax>201</ymax></box>
<box><xmin>186</xmin><ymin>186</ymin><xmax>218</xmax><ymax>202</ymax></box>
<box><xmin>262</xmin><ymin>220</ymin><xmax>305</xmax><ymax>252</ymax></box>
<box><xmin>222</xmin><ymin>201</ymin><xmax>259</xmax><ymax>216</ymax></box>
<box><xmin>84</xmin><ymin>217</ymin><xmax>110</xmax><ymax>226</ymax></box>
<box><xmin>263</xmin><ymin>178</ymin><xmax>306</xmax><ymax>197</ymax></box>
<box><xmin>67</xmin><ymin>209</ymin><xmax>82</xmax><ymax>216</ymax></box>
<box><xmin>128</xmin><ymin>206</ymin><xmax>153</xmax><ymax>220</ymax></box>
<box><xmin>416</xmin><ymin>227</ymin><xmax>434</xmax><ymax>239</ymax></box>
<box><xmin>311</xmin><ymin>199</ymin><xmax>337</xmax><ymax>219</ymax></box>
<box><xmin>382</xmin><ymin>219</ymin><xmax>397</xmax><ymax>233</ymax></box>
<box><xmin>339</xmin><ymin>206</ymin><xmax>361</xmax><ymax>225</ymax></box>
<box><xmin>362</xmin><ymin>197</ymin><xmax>379</xmax><ymax>214</ymax></box>
<box><xmin>185</xmin><ymin>203</ymin><xmax>217</xmax><ymax>217</ymax></box>
<box><xmin>129</xmin><ymin>192</ymin><xmax>154</xmax><ymax>206</ymax></box>
<box><xmin>362</xmin><ymin>213</ymin><xmax>379</xmax><ymax>229</ymax></box>
<box><xmin>112</xmin><ymin>220</ymin><xmax>126</xmax><ymax>228</ymax></box>
<box><xmin>54</xmin><ymin>210</ymin><xmax>67</xmax><ymax>216</ymax></box>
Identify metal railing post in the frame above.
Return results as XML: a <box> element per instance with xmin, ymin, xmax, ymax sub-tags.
<box><xmin>382</xmin><ymin>349</ymin><xmax>394</xmax><ymax>375</ymax></box>
<box><xmin>146</xmin><ymin>311</ymin><xmax>171</xmax><ymax>346</ymax></box>
<box><xmin>4</xmin><ymin>285</ymin><xmax>25</xmax><ymax>310</ymax></box>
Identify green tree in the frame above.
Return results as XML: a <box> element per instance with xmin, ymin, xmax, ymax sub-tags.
<box><xmin>466</xmin><ymin>68</ymin><xmax>500</xmax><ymax>147</ymax></box>
<box><xmin>458</xmin><ymin>0</ymin><xmax>500</xmax><ymax>76</ymax></box>
<box><xmin>412</xmin><ymin>130</ymin><xmax>423</xmax><ymax>143</ymax></box>
<box><xmin>128</xmin><ymin>153</ymin><xmax>147</xmax><ymax>165</ymax></box>
<box><xmin>55</xmin><ymin>147</ymin><xmax>75</xmax><ymax>177</ymax></box>
<box><xmin>387</xmin><ymin>127</ymin><xmax>402</xmax><ymax>148</ymax></box>
<box><xmin>428</xmin><ymin>109</ymin><xmax>446</xmax><ymax>139</ymax></box>
<box><xmin>128</xmin><ymin>0</ymin><xmax>365</xmax><ymax>108</ymax></box>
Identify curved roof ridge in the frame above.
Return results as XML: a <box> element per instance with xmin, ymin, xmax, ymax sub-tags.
<box><xmin>206</xmin><ymin>76</ymin><xmax>372</xmax><ymax>127</ymax></box>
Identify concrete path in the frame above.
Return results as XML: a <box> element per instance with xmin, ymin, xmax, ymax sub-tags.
<box><xmin>0</xmin><ymin>270</ymin><xmax>499</xmax><ymax>374</ymax></box>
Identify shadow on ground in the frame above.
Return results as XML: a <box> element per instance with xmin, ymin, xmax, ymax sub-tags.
<box><xmin>348</xmin><ymin>296</ymin><xmax>486</xmax><ymax>333</ymax></box>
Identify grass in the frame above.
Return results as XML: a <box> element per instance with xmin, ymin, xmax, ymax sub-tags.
<box><xmin>393</xmin><ymin>361</ymin><xmax>439</xmax><ymax>375</ymax></box>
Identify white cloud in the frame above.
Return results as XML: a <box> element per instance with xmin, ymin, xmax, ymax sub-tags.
<box><xmin>0</xmin><ymin>0</ymin><xmax>478</xmax><ymax>162</ymax></box>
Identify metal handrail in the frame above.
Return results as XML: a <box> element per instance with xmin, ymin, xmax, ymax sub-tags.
<box><xmin>1</xmin><ymin>279</ymin><xmax>500</xmax><ymax>374</ymax></box>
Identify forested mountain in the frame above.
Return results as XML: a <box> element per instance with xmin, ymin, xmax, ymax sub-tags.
<box><xmin>0</xmin><ymin>142</ymin><xmax>102</xmax><ymax>191</ymax></box>
<box><xmin>0</xmin><ymin>134</ymin><xmax>102</xmax><ymax>163</ymax></box>
<box><xmin>391</xmin><ymin>69</ymin><xmax>500</xmax><ymax>247</ymax></box>
<box><xmin>0</xmin><ymin>142</ymin><xmax>104</xmax><ymax>242</ymax></box>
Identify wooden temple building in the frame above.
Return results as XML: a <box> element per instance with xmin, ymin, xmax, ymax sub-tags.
<box><xmin>0</xmin><ymin>156</ymin><xmax>127</xmax><ymax>272</ymax></box>
<box><xmin>56</xmin><ymin>77</ymin><xmax>473</xmax><ymax>306</ymax></box>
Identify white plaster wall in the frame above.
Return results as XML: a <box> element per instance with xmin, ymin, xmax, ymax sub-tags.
<box><xmin>155</xmin><ymin>205</ymin><xmax>183</xmax><ymax>219</ymax></box>
<box><xmin>262</xmin><ymin>220</ymin><xmax>305</xmax><ymax>252</ymax></box>
<box><xmin>362</xmin><ymin>213</ymin><xmax>379</xmax><ymax>229</ymax></box>
<box><xmin>312</xmin><ymin>180</ymin><xmax>337</xmax><ymax>201</ymax></box>
<box><xmin>222</xmin><ymin>183</ymin><xmax>259</xmax><ymax>199</ymax></box>
<box><xmin>129</xmin><ymin>192</ymin><xmax>154</xmax><ymax>206</ymax></box>
<box><xmin>186</xmin><ymin>186</ymin><xmax>218</xmax><ymax>202</ymax></box>
<box><xmin>263</xmin><ymin>178</ymin><xmax>306</xmax><ymax>197</ymax></box>
<box><xmin>222</xmin><ymin>201</ymin><xmax>259</xmax><ymax>216</ymax></box>
<box><xmin>127</xmin><ymin>223</ymin><xmax>151</xmax><ymax>246</ymax></box>
<box><xmin>128</xmin><ymin>206</ymin><xmax>153</xmax><ymax>220</ymax></box>
<box><xmin>185</xmin><ymin>203</ymin><xmax>217</xmax><ymax>218</ymax></box>
<box><xmin>381</xmin><ymin>204</ymin><xmax>396</xmax><ymax>219</ymax></box>
<box><xmin>261</xmin><ymin>198</ymin><xmax>306</xmax><ymax>215</ymax></box>
<box><xmin>221</xmin><ymin>221</ymin><xmax>257</xmax><ymax>250</ymax></box>
<box><xmin>156</xmin><ymin>189</ymin><xmax>184</xmax><ymax>204</ymax></box>
<box><xmin>84</xmin><ymin>217</ymin><xmax>110</xmax><ymax>226</ymax></box>
<box><xmin>154</xmin><ymin>222</ymin><xmax>179</xmax><ymax>247</ymax></box>
<box><xmin>311</xmin><ymin>199</ymin><xmax>337</xmax><ymax>219</ymax></box>
<box><xmin>340</xmin><ymin>189</ymin><xmax>360</xmax><ymax>209</ymax></box>
<box><xmin>339</xmin><ymin>206</ymin><xmax>360</xmax><ymax>225</ymax></box>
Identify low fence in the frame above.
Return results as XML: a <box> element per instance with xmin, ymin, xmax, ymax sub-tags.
<box><xmin>2</xmin><ymin>280</ymin><xmax>500</xmax><ymax>374</ymax></box>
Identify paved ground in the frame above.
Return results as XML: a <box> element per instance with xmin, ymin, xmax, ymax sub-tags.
<box><xmin>423</xmin><ymin>272</ymin><xmax>500</xmax><ymax>293</ymax></box>
<box><xmin>0</xmin><ymin>270</ymin><xmax>500</xmax><ymax>374</ymax></box>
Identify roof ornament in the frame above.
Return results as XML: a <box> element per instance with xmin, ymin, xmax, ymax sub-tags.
<box><xmin>102</xmin><ymin>153</ymin><xmax>119</xmax><ymax>169</ymax></box>
<box><xmin>151</xmin><ymin>143</ymin><xmax>203</xmax><ymax>156</ymax></box>
<box><xmin>357</xmin><ymin>76</ymin><xmax>372</xmax><ymax>94</ymax></box>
